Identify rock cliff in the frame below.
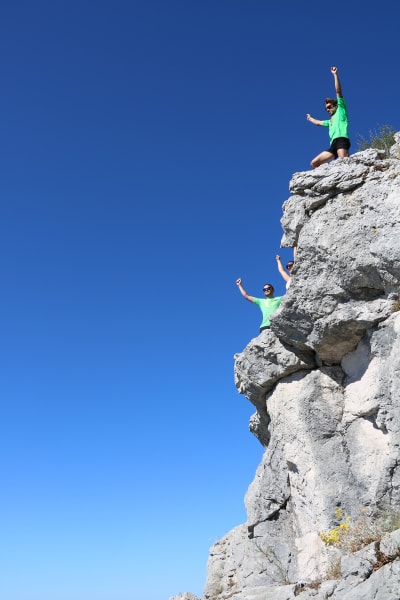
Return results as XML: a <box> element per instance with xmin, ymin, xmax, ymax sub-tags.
<box><xmin>172</xmin><ymin>133</ymin><xmax>400</xmax><ymax>600</ymax></box>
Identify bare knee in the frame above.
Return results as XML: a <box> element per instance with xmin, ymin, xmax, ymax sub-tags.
<box><xmin>310</xmin><ymin>151</ymin><xmax>333</xmax><ymax>169</ymax></box>
<box><xmin>311</xmin><ymin>158</ymin><xmax>320</xmax><ymax>169</ymax></box>
<box><xmin>311</xmin><ymin>156</ymin><xmax>324</xmax><ymax>169</ymax></box>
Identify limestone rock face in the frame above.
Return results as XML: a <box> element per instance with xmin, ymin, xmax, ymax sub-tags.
<box><xmin>169</xmin><ymin>594</ymin><xmax>202</xmax><ymax>600</ymax></box>
<box><xmin>177</xmin><ymin>135</ymin><xmax>400</xmax><ymax>600</ymax></box>
<box><xmin>275</xmin><ymin>145</ymin><xmax>400</xmax><ymax>364</ymax></box>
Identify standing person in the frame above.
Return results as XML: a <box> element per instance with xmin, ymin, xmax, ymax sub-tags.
<box><xmin>236</xmin><ymin>279</ymin><xmax>283</xmax><ymax>333</ymax></box>
<box><xmin>306</xmin><ymin>66</ymin><xmax>350</xmax><ymax>169</ymax></box>
<box><xmin>276</xmin><ymin>255</ymin><xmax>294</xmax><ymax>290</ymax></box>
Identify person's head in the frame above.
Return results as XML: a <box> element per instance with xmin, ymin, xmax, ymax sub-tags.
<box><xmin>262</xmin><ymin>283</ymin><xmax>274</xmax><ymax>297</ymax></box>
<box><xmin>325</xmin><ymin>98</ymin><xmax>338</xmax><ymax>115</ymax></box>
<box><xmin>286</xmin><ymin>261</ymin><xmax>294</xmax><ymax>273</ymax></box>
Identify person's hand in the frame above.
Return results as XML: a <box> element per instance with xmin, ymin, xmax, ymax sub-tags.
<box><xmin>236</xmin><ymin>278</ymin><xmax>242</xmax><ymax>286</ymax></box>
<box><xmin>276</xmin><ymin>254</ymin><xmax>281</xmax><ymax>261</ymax></box>
<box><xmin>306</xmin><ymin>114</ymin><xmax>312</xmax><ymax>121</ymax></box>
<box><xmin>331</xmin><ymin>66</ymin><xmax>338</xmax><ymax>74</ymax></box>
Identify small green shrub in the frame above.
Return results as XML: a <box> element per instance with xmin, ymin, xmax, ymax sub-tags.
<box><xmin>319</xmin><ymin>508</ymin><xmax>351</xmax><ymax>547</ymax></box>
<box><xmin>319</xmin><ymin>507</ymin><xmax>400</xmax><ymax>554</ymax></box>
<box><xmin>357</xmin><ymin>125</ymin><xmax>397</xmax><ymax>158</ymax></box>
<box><xmin>325</xmin><ymin>558</ymin><xmax>342</xmax><ymax>580</ymax></box>
<box><xmin>392</xmin><ymin>300</ymin><xmax>400</xmax><ymax>313</ymax></box>
<box><xmin>254</xmin><ymin>541</ymin><xmax>291</xmax><ymax>584</ymax></box>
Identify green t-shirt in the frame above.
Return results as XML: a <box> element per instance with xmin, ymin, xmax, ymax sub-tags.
<box><xmin>322</xmin><ymin>97</ymin><xmax>349</xmax><ymax>143</ymax></box>
<box><xmin>252</xmin><ymin>296</ymin><xmax>283</xmax><ymax>328</ymax></box>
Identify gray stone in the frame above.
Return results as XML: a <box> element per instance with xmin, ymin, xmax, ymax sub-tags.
<box><xmin>380</xmin><ymin>529</ymin><xmax>400</xmax><ymax>560</ymax></box>
<box><xmin>176</xmin><ymin>133</ymin><xmax>400</xmax><ymax>600</ymax></box>
<box><xmin>333</xmin><ymin>559</ymin><xmax>400</xmax><ymax>599</ymax></box>
<box><xmin>275</xmin><ymin>149</ymin><xmax>400</xmax><ymax>365</ymax></box>
<box><xmin>234</xmin><ymin>329</ymin><xmax>315</xmax><ymax>428</ymax></box>
<box><xmin>169</xmin><ymin>594</ymin><xmax>202</xmax><ymax>600</ymax></box>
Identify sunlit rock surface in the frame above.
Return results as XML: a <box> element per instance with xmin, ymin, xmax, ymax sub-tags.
<box><xmin>175</xmin><ymin>134</ymin><xmax>400</xmax><ymax>600</ymax></box>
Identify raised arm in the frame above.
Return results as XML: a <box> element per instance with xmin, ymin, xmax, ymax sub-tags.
<box><xmin>306</xmin><ymin>114</ymin><xmax>324</xmax><ymax>126</ymax></box>
<box><xmin>275</xmin><ymin>255</ymin><xmax>290</xmax><ymax>283</ymax></box>
<box><xmin>331</xmin><ymin>66</ymin><xmax>343</xmax><ymax>98</ymax></box>
<box><xmin>236</xmin><ymin>278</ymin><xmax>254</xmax><ymax>302</ymax></box>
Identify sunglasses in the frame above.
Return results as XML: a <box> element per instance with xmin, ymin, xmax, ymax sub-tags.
<box><xmin>326</xmin><ymin>104</ymin><xmax>333</xmax><ymax>110</ymax></box>
<box><xmin>286</xmin><ymin>263</ymin><xmax>294</xmax><ymax>269</ymax></box>
<box><xmin>263</xmin><ymin>287</ymin><xmax>272</xmax><ymax>292</ymax></box>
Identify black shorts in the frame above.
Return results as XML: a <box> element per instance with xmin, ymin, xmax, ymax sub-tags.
<box><xmin>326</xmin><ymin>137</ymin><xmax>351</xmax><ymax>157</ymax></box>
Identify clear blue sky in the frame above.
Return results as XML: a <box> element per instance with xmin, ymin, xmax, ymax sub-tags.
<box><xmin>1</xmin><ymin>2</ymin><xmax>399</xmax><ymax>599</ymax></box>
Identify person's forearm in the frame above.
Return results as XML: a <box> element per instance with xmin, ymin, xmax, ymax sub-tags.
<box><xmin>307</xmin><ymin>114</ymin><xmax>323</xmax><ymax>126</ymax></box>
<box><xmin>238</xmin><ymin>284</ymin><xmax>249</xmax><ymax>299</ymax></box>
<box><xmin>333</xmin><ymin>72</ymin><xmax>342</xmax><ymax>97</ymax></box>
<box><xmin>276</xmin><ymin>260</ymin><xmax>289</xmax><ymax>282</ymax></box>
<box><xmin>276</xmin><ymin>260</ymin><xmax>286</xmax><ymax>277</ymax></box>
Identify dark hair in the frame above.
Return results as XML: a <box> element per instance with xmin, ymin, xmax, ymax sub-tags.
<box><xmin>325</xmin><ymin>97</ymin><xmax>338</xmax><ymax>107</ymax></box>
<box><xmin>263</xmin><ymin>283</ymin><xmax>275</xmax><ymax>294</ymax></box>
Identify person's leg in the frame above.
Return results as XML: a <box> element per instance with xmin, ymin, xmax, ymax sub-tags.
<box><xmin>337</xmin><ymin>148</ymin><xmax>349</xmax><ymax>158</ymax></box>
<box><xmin>310</xmin><ymin>150</ymin><xmax>334</xmax><ymax>169</ymax></box>
<box><xmin>334</xmin><ymin>138</ymin><xmax>350</xmax><ymax>159</ymax></box>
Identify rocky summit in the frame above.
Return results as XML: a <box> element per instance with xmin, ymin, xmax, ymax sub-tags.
<box><xmin>172</xmin><ymin>134</ymin><xmax>400</xmax><ymax>600</ymax></box>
